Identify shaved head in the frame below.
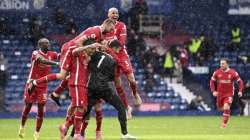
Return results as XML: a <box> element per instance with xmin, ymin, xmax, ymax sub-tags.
<box><xmin>101</xmin><ymin>19</ymin><xmax>115</xmax><ymax>33</ymax></box>
<box><xmin>108</xmin><ymin>7</ymin><xmax>119</xmax><ymax>21</ymax></box>
<box><xmin>38</xmin><ymin>38</ymin><xmax>49</xmax><ymax>44</ymax></box>
<box><xmin>38</xmin><ymin>38</ymin><xmax>50</xmax><ymax>52</ymax></box>
<box><xmin>108</xmin><ymin>7</ymin><xmax>118</xmax><ymax>13</ymax></box>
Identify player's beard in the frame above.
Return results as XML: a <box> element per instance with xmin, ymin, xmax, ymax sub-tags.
<box><xmin>42</xmin><ymin>46</ymin><xmax>49</xmax><ymax>53</ymax></box>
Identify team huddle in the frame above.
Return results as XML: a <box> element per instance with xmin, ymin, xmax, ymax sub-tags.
<box><xmin>18</xmin><ymin>7</ymin><xmax>142</xmax><ymax>140</ymax></box>
<box><xmin>16</xmin><ymin>6</ymin><xmax>245</xmax><ymax>140</ymax></box>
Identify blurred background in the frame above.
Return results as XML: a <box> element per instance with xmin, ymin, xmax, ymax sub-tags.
<box><xmin>1</xmin><ymin>0</ymin><xmax>250</xmax><ymax>117</ymax></box>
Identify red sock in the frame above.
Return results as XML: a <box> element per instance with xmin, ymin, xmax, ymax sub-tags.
<box><xmin>129</xmin><ymin>81</ymin><xmax>137</xmax><ymax>96</ymax></box>
<box><xmin>95</xmin><ymin>110</ymin><xmax>103</xmax><ymax>131</ymax></box>
<box><xmin>21</xmin><ymin>104</ymin><xmax>32</xmax><ymax>127</ymax></box>
<box><xmin>116</xmin><ymin>86</ymin><xmax>128</xmax><ymax>108</ymax></box>
<box><xmin>65</xmin><ymin>115</ymin><xmax>74</xmax><ymax>129</ymax></box>
<box><xmin>36</xmin><ymin>106</ymin><xmax>44</xmax><ymax>132</ymax></box>
<box><xmin>74</xmin><ymin>111</ymin><xmax>83</xmax><ymax>135</ymax></box>
<box><xmin>223</xmin><ymin>109</ymin><xmax>231</xmax><ymax>124</ymax></box>
<box><xmin>54</xmin><ymin>79</ymin><xmax>68</xmax><ymax>96</ymax></box>
<box><xmin>36</xmin><ymin>74</ymin><xmax>57</xmax><ymax>85</ymax></box>
<box><xmin>81</xmin><ymin>120</ymin><xmax>89</xmax><ymax>136</ymax></box>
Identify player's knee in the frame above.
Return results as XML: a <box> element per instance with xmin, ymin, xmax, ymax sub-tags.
<box><xmin>127</xmin><ymin>73</ymin><xmax>135</xmax><ymax>82</ymax></box>
<box><xmin>75</xmin><ymin>107</ymin><xmax>85</xmax><ymax>113</ymax></box>
<box><xmin>26</xmin><ymin>103</ymin><xmax>33</xmax><ymax>109</ymax></box>
<box><xmin>223</xmin><ymin>103</ymin><xmax>230</xmax><ymax>110</ymax></box>
<box><xmin>94</xmin><ymin>103</ymin><xmax>102</xmax><ymax>111</ymax></box>
<box><xmin>57</xmin><ymin>74</ymin><xmax>65</xmax><ymax>80</ymax></box>
<box><xmin>74</xmin><ymin>107</ymin><xmax>86</xmax><ymax>119</ymax></box>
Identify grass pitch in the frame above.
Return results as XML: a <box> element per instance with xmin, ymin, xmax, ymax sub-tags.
<box><xmin>0</xmin><ymin>116</ymin><xmax>250</xmax><ymax>140</ymax></box>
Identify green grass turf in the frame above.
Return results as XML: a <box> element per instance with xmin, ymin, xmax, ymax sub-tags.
<box><xmin>0</xmin><ymin>116</ymin><xmax>250</xmax><ymax>140</ymax></box>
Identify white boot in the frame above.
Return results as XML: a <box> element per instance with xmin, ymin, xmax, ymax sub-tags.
<box><xmin>18</xmin><ymin>126</ymin><xmax>25</xmax><ymax>138</ymax></box>
<box><xmin>121</xmin><ymin>133</ymin><xmax>137</xmax><ymax>140</ymax></box>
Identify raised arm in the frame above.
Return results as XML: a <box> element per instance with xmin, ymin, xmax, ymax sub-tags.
<box><xmin>105</xmin><ymin>47</ymin><xmax>119</xmax><ymax>62</ymax></box>
<box><xmin>73</xmin><ymin>33</ymin><xmax>88</xmax><ymax>48</ymax></box>
<box><xmin>72</xmin><ymin>43</ymin><xmax>103</xmax><ymax>56</ymax></box>
<box><xmin>72</xmin><ymin>45</ymin><xmax>90</xmax><ymax>56</ymax></box>
<box><xmin>117</xmin><ymin>23</ymin><xmax>127</xmax><ymax>46</ymax></box>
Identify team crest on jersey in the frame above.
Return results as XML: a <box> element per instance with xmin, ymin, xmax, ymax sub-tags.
<box><xmin>228</xmin><ymin>74</ymin><xmax>231</xmax><ymax>79</ymax></box>
<box><xmin>33</xmin><ymin>51</ymin><xmax>38</xmax><ymax>55</ymax></box>
<box><xmin>218</xmin><ymin>74</ymin><xmax>222</xmax><ymax>78</ymax></box>
<box><xmin>90</xmin><ymin>34</ymin><xmax>96</xmax><ymax>39</ymax></box>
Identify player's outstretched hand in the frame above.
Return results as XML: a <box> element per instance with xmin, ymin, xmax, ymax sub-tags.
<box><xmin>134</xmin><ymin>94</ymin><xmax>142</xmax><ymax>107</ymax></box>
<box><xmin>238</xmin><ymin>92</ymin><xmax>243</xmax><ymax>98</ymax></box>
<box><xmin>212</xmin><ymin>91</ymin><xmax>218</xmax><ymax>97</ymax></box>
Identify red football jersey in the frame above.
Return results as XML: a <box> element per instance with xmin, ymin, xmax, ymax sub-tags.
<box><xmin>67</xmin><ymin>26</ymin><xmax>102</xmax><ymax>47</ymax></box>
<box><xmin>62</xmin><ymin>46</ymin><xmax>89</xmax><ymax>86</ymax></box>
<box><xmin>61</xmin><ymin>42</ymin><xmax>72</xmax><ymax>54</ymax></box>
<box><xmin>103</xmin><ymin>21</ymin><xmax>127</xmax><ymax>48</ymax></box>
<box><xmin>60</xmin><ymin>26</ymin><xmax>102</xmax><ymax>67</ymax></box>
<box><xmin>210</xmin><ymin>68</ymin><xmax>244</xmax><ymax>97</ymax></box>
<box><xmin>27</xmin><ymin>50</ymin><xmax>58</xmax><ymax>88</ymax></box>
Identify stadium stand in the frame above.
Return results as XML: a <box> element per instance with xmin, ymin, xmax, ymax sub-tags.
<box><xmin>0</xmin><ymin>0</ymin><xmax>249</xmax><ymax>115</ymax></box>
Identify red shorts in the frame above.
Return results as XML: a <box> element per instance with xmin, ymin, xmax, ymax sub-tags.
<box><xmin>216</xmin><ymin>96</ymin><xmax>233</xmax><ymax>109</ymax></box>
<box><xmin>24</xmin><ymin>84</ymin><xmax>47</xmax><ymax>104</ymax></box>
<box><xmin>69</xmin><ymin>85</ymin><xmax>88</xmax><ymax>108</ymax></box>
<box><xmin>115</xmin><ymin>49</ymin><xmax>133</xmax><ymax>76</ymax></box>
